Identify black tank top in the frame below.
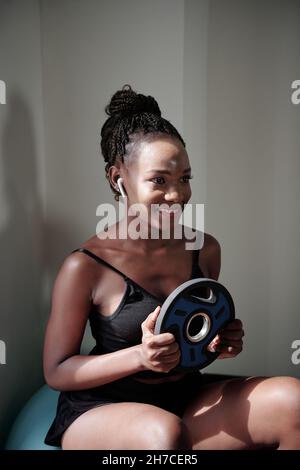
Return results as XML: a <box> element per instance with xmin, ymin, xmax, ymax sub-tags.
<box><xmin>72</xmin><ymin>247</ymin><xmax>205</xmax><ymax>379</ymax></box>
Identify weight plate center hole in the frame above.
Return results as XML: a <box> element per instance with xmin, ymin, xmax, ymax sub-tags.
<box><xmin>186</xmin><ymin>312</ymin><xmax>211</xmax><ymax>342</ymax></box>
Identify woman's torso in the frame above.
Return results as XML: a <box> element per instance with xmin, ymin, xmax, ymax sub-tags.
<box><xmin>73</xmin><ymin>227</ymin><xmax>209</xmax><ymax>384</ymax></box>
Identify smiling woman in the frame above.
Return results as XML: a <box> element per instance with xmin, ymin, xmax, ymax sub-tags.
<box><xmin>43</xmin><ymin>85</ymin><xmax>300</xmax><ymax>450</ymax></box>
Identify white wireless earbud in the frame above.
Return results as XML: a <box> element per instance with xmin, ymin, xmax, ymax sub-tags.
<box><xmin>117</xmin><ymin>178</ymin><xmax>127</xmax><ymax>198</ymax></box>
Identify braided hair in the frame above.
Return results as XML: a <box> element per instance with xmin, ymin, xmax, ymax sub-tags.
<box><xmin>100</xmin><ymin>84</ymin><xmax>186</xmax><ymax>200</ymax></box>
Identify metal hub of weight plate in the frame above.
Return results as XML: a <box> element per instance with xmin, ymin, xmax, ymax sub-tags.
<box><xmin>154</xmin><ymin>278</ymin><xmax>235</xmax><ymax>371</ymax></box>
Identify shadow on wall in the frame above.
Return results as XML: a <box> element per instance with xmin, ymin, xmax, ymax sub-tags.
<box><xmin>0</xmin><ymin>90</ymin><xmax>88</xmax><ymax>449</ymax></box>
<box><xmin>0</xmin><ymin>92</ymin><xmax>46</xmax><ymax>449</ymax></box>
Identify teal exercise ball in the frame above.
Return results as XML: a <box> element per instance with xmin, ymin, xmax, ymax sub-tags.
<box><xmin>5</xmin><ymin>384</ymin><xmax>60</xmax><ymax>450</ymax></box>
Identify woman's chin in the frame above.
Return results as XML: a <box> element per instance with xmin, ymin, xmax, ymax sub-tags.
<box><xmin>149</xmin><ymin>217</ymin><xmax>183</xmax><ymax>238</ymax></box>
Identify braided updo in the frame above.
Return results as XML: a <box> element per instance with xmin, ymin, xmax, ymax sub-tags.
<box><xmin>100</xmin><ymin>84</ymin><xmax>186</xmax><ymax>200</ymax></box>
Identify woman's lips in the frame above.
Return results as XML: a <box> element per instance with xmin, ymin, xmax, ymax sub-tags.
<box><xmin>154</xmin><ymin>205</ymin><xmax>184</xmax><ymax>218</ymax></box>
<box><xmin>159</xmin><ymin>208</ymin><xmax>180</xmax><ymax>215</ymax></box>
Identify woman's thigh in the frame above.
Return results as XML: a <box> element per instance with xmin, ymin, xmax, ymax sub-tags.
<box><xmin>182</xmin><ymin>375</ymin><xmax>297</xmax><ymax>450</ymax></box>
<box><xmin>62</xmin><ymin>401</ymin><xmax>192</xmax><ymax>450</ymax></box>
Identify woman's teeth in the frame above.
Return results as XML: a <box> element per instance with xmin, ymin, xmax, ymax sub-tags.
<box><xmin>159</xmin><ymin>208</ymin><xmax>181</xmax><ymax>214</ymax></box>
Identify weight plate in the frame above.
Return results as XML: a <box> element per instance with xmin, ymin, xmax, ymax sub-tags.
<box><xmin>154</xmin><ymin>278</ymin><xmax>235</xmax><ymax>371</ymax></box>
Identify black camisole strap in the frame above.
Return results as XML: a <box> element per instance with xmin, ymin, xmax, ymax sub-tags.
<box><xmin>72</xmin><ymin>247</ymin><xmax>203</xmax><ymax>281</ymax></box>
<box><xmin>71</xmin><ymin>248</ymin><xmax>129</xmax><ymax>280</ymax></box>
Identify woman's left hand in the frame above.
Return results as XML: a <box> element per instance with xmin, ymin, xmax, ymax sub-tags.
<box><xmin>207</xmin><ymin>319</ymin><xmax>244</xmax><ymax>359</ymax></box>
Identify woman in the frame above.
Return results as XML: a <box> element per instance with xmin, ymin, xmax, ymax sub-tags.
<box><xmin>44</xmin><ymin>85</ymin><xmax>300</xmax><ymax>450</ymax></box>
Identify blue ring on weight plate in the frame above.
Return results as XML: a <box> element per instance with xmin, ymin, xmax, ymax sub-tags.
<box><xmin>154</xmin><ymin>278</ymin><xmax>235</xmax><ymax>371</ymax></box>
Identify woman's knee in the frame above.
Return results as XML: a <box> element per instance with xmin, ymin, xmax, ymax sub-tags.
<box><xmin>255</xmin><ymin>376</ymin><xmax>300</xmax><ymax>431</ymax></box>
<box><xmin>139</xmin><ymin>412</ymin><xmax>192</xmax><ymax>450</ymax></box>
<box><xmin>270</xmin><ymin>377</ymin><xmax>300</xmax><ymax>418</ymax></box>
<box><xmin>61</xmin><ymin>403</ymin><xmax>192</xmax><ymax>450</ymax></box>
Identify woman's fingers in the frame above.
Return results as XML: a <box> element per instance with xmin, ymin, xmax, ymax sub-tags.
<box><xmin>144</xmin><ymin>332</ymin><xmax>176</xmax><ymax>348</ymax></box>
<box><xmin>154</xmin><ymin>342</ymin><xmax>180</xmax><ymax>356</ymax></box>
<box><xmin>219</xmin><ymin>330</ymin><xmax>244</xmax><ymax>341</ymax></box>
<box><xmin>217</xmin><ymin>344</ymin><xmax>243</xmax><ymax>358</ymax></box>
<box><xmin>219</xmin><ymin>337</ymin><xmax>242</xmax><ymax>345</ymax></box>
<box><xmin>141</xmin><ymin>306</ymin><xmax>161</xmax><ymax>336</ymax></box>
<box><xmin>207</xmin><ymin>335</ymin><xmax>243</xmax><ymax>354</ymax></box>
<box><xmin>223</xmin><ymin>319</ymin><xmax>243</xmax><ymax>330</ymax></box>
<box><xmin>155</xmin><ymin>352</ymin><xmax>181</xmax><ymax>368</ymax></box>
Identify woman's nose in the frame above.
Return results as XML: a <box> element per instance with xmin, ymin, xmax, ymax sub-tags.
<box><xmin>164</xmin><ymin>186</ymin><xmax>182</xmax><ymax>203</ymax></box>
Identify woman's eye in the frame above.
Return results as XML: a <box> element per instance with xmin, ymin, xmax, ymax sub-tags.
<box><xmin>151</xmin><ymin>177</ymin><xmax>165</xmax><ymax>185</ymax></box>
<box><xmin>150</xmin><ymin>175</ymin><xmax>193</xmax><ymax>185</ymax></box>
<box><xmin>181</xmin><ymin>175</ymin><xmax>194</xmax><ymax>183</ymax></box>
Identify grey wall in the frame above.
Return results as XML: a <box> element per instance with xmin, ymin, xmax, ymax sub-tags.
<box><xmin>40</xmin><ymin>0</ymin><xmax>185</xmax><ymax>269</ymax></box>
<box><xmin>0</xmin><ymin>0</ymin><xmax>299</xmax><ymax>449</ymax></box>
<box><xmin>183</xmin><ymin>0</ymin><xmax>209</xmax><ymax>204</ymax></box>
<box><xmin>0</xmin><ymin>0</ymin><xmax>47</xmax><ymax>448</ymax></box>
<box><xmin>0</xmin><ymin>0</ymin><xmax>187</xmax><ymax>448</ymax></box>
<box><xmin>204</xmin><ymin>0</ymin><xmax>300</xmax><ymax>377</ymax></box>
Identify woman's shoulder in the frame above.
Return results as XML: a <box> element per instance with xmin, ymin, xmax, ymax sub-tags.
<box><xmin>56</xmin><ymin>242</ymin><xmax>99</xmax><ymax>287</ymax></box>
<box><xmin>189</xmin><ymin>229</ymin><xmax>220</xmax><ymax>253</ymax></box>
<box><xmin>202</xmin><ymin>232</ymin><xmax>221</xmax><ymax>252</ymax></box>
<box><xmin>66</xmin><ymin>233</ymin><xmax>120</xmax><ymax>272</ymax></box>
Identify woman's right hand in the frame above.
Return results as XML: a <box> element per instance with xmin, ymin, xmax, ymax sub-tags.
<box><xmin>139</xmin><ymin>306</ymin><xmax>181</xmax><ymax>373</ymax></box>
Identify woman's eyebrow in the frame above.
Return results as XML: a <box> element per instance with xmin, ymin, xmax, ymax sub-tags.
<box><xmin>145</xmin><ymin>168</ymin><xmax>191</xmax><ymax>175</ymax></box>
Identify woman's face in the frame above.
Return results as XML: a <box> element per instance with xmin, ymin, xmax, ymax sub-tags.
<box><xmin>121</xmin><ymin>134</ymin><xmax>192</xmax><ymax>233</ymax></box>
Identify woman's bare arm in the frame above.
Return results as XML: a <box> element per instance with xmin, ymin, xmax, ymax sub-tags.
<box><xmin>43</xmin><ymin>253</ymin><xmax>145</xmax><ymax>391</ymax></box>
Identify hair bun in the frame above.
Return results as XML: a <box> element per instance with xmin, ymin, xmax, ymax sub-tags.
<box><xmin>105</xmin><ymin>84</ymin><xmax>161</xmax><ymax>119</ymax></box>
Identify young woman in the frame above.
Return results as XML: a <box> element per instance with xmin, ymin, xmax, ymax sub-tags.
<box><xmin>44</xmin><ymin>85</ymin><xmax>300</xmax><ymax>450</ymax></box>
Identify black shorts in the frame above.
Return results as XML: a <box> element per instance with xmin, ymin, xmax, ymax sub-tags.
<box><xmin>45</xmin><ymin>371</ymin><xmax>207</xmax><ymax>447</ymax></box>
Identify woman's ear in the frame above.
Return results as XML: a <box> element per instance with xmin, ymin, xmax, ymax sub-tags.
<box><xmin>108</xmin><ymin>166</ymin><xmax>127</xmax><ymax>198</ymax></box>
<box><xmin>116</xmin><ymin>178</ymin><xmax>127</xmax><ymax>197</ymax></box>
